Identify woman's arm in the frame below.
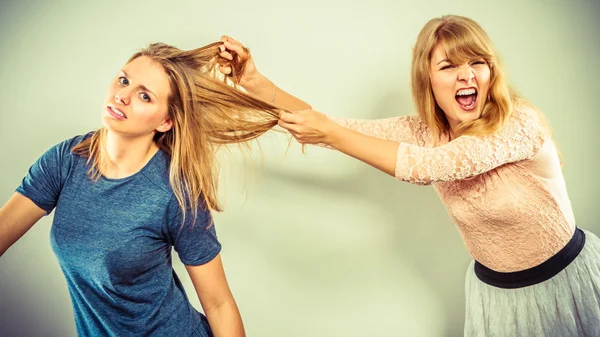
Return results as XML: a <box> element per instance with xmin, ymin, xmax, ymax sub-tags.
<box><xmin>326</xmin><ymin>115</ymin><xmax>426</xmax><ymax>145</ymax></box>
<box><xmin>218</xmin><ymin>36</ymin><xmax>311</xmax><ymax>111</ymax></box>
<box><xmin>312</xmin><ymin>115</ymin><xmax>426</xmax><ymax>151</ymax></box>
<box><xmin>328</xmin><ymin>124</ymin><xmax>400</xmax><ymax>175</ymax></box>
<box><xmin>279</xmin><ymin>111</ymin><xmax>400</xmax><ymax>175</ymax></box>
<box><xmin>186</xmin><ymin>254</ymin><xmax>245</xmax><ymax>337</ymax></box>
<box><xmin>279</xmin><ymin>103</ymin><xmax>549</xmax><ymax>184</ymax></box>
<box><xmin>2</xmin><ymin>138</ymin><xmax>77</xmax><ymax>256</ymax></box>
<box><xmin>242</xmin><ymin>73</ymin><xmax>311</xmax><ymax>112</ymax></box>
<box><xmin>0</xmin><ymin>193</ymin><xmax>47</xmax><ymax>256</ymax></box>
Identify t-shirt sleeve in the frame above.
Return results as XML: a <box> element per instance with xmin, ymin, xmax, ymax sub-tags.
<box><xmin>16</xmin><ymin>136</ymin><xmax>81</xmax><ymax>214</ymax></box>
<box><xmin>166</xmin><ymin>196</ymin><xmax>222</xmax><ymax>266</ymax></box>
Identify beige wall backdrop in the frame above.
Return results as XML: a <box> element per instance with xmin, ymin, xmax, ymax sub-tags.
<box><xmin>1</xmin><ymin>0</ymin><xmax>598</xmax><ymax>336</ymax></box>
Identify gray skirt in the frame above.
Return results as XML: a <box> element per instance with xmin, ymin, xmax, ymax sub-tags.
<box><xmin>464</xmin><ymin>228</ymin><xmax>600</xmax><ymax>337</ymax></box>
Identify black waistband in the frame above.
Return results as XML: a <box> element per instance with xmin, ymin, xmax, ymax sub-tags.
<box><xmin>474</xmin><ymin>228</ymin><xmax>586</xmax><ymax>289</ymax></box>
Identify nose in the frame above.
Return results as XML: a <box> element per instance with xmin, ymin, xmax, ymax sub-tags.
<box><xmin>115</xmin><ymin>87</ymin><xmax>131</xmax><ymax>105</ymax></box>
<box><xmin>457</xmin><ymin>64</ymin><xmax>475</xmax><ymax>83</ymax></box>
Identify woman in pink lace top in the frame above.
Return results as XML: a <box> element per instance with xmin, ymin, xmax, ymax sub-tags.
<box><xmin>216</xmin><ymin>15</ymin><xmax>600</xmax><ymax>337</ymax></box>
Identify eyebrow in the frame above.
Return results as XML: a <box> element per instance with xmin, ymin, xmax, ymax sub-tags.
<box><xmin>436</xmin><ymin>58</ymin><xmax>450</xmax><ymax>65</ymax></box>
<box><xmin>120</xmin><ymin>70</ymin><xmax>159</xmax><ymax>100</ymax></box>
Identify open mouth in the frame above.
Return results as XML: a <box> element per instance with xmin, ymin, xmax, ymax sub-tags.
<box><xmin>455</xmin><ymin>87</ymin><xmax>477</xmax><ymax>111</ymax></box>
<box><xmin>107</xmin><ymin>105</ymin><xmax>127</xmax><ymax>119</ymax></box>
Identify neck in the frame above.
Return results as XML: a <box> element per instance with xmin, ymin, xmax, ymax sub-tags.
<box><xmin>447</xmin><ymin>120</ymin><xmax>459</xmax><ymax>141</ymax></box>
<box><xmin>448</xmin><ymin>128</ymin><xmax>456</xmax><ymax>141</ymax></box>
<box><xmin>102</xmin><ymin>130</ymin><xmax>159</xmax><ymax>179</ymax></box>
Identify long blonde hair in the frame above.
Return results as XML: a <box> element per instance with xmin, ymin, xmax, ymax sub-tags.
<box><xmin>73</xmin><ymin>42</ymin><xmax>280</xmax><ymax>224</ymax></box>
<box><xmin>411</xmin><ymin>15</ymin><xmax>514</xmax><ymax>144</ymax></box>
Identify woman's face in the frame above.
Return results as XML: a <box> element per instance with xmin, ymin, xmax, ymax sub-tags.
<box><xmin>102</xmin><ymin>56</ymin><xmax>173</xmax><ymax>137</ymax></box>
<box><xmin>429</xmin><ymin>43</ymin><xmax>491</xmax><ymax>134</ymax></box>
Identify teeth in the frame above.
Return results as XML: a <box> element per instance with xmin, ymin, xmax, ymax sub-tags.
<box><xmin>457</xmin><ymin>88</ymin><xmax>476</xmax><ymax>96</ymax></box>
<box><xmin>110</xmin><ymin>106</ymin><xmax>124</xmax><ymax>117</ymax></box>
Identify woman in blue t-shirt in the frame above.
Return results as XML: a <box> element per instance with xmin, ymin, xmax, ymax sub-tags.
<box><xmin>0</xmin><ymin>40</ymin><xmax>310</xmax><ymax>336</ymax></box>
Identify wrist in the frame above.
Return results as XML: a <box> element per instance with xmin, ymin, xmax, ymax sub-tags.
<box><xmin>324</xmin><ymin>121</ymin><xmax>344</xmax><ymax>147</ymax></box>
<box><xmin>242</xmin><ymin>72</ymin><xmax>269</xmax><ymax>94</ymax></box>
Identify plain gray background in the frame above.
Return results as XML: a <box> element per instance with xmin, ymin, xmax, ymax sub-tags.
<box><xmin>1</xmin><ymin>0</ymin><xmax>598</xmax><ymax>336</ymax></box>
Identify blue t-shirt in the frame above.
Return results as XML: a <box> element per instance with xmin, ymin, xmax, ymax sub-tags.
<box><xmin>17</xmin><ymin>134</ymin><xmax>221</xmax><ymax>337</ymax></box>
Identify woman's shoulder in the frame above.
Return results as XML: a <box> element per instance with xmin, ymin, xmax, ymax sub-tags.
<box><xmin>504</xmin><ymin>98</ymin><xmax>552</xmax><ymax>143</ymax></box>
<box><xmin>510</xmin><ymin>98</ymin><xmax>546</xmax><ymax>120</ymax></box>
<box><xmin>510</xmin><ymin>99</ymin><xmax>550</xmax><ymax>129</ymax></box>
<box><xmin>40</xmin><ymin>132</ymin><xmax>95</xmax><ymax>162</ymax></box>
<box><xmin>59</xmin><ymin>132</ymin><xmax>93</xmax><ymax>149</ymax></box>
<box><xmin>512</xmin><ymin>97</ymin><xmax>535</xmax><ymax>112</ymax></box>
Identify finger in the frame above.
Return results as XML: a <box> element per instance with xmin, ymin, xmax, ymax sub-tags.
<box><xmin>218</xmin><ymin>65</ymin><xmax>232</xmax><ymax>75</ymax></box>
<box><xmin>223</xmin><ymin>40</ymin><xmax>248</xmax><ymax>57</ymax></box>
<box><xmin>290</xmin><ymin>131</ymin><xmax>308</xmax><ymax>144</ymax></box>
<box><xmin>219</xmin><ymin>50</ymin><xmax>233</xmax><ymax>61</ymax></box>
<box><xmin>221</xmin><ymin>35</ymin><xmax>243</xmax><ymax>46</ymax></box>
<box><xmin>278</xmin><ymin>119</ymin><xmax>299</xmax><ymax>132</ymax></box>
<box><xmin>279</xmin><ymin>111</ymin><xmax>299</xmax><ymax>123</ymax></box>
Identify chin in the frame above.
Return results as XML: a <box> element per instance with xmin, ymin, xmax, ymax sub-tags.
<box><xmin>457</xmin><ymin>107</ymin><xmax>482</xmax><ymax>121</ymax></box>
<box><xmin>463</xmin><ymin>112</ymin><xmax>482</xmax><ymax>121</ymax></box>
<box><xmin>101</xmin><ymin>116</ymin><xmax>124</xmax><ymax>133</ymax></box>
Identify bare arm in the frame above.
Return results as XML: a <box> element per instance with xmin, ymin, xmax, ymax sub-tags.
<box><xmin>185</xmin><ymin>254</ymin><xmax>245</xmax><ymax>337</ymax></box>
<box><xmin>0</xmin><ymin>193</ymin><xmax>47</xmax><ymax>256</ymax></box>
<box><xmin>243</xmin><ymin>74</ymin><xmax>312</xmax><ymax>111</ymax></box>
<box><xmin>218</xmin><ymin>36</ymin><xmax>311</xmax><ymax>112</ymax></box>
<box><xmin>279</xmin><ymin>110</ymin><xmax>400</xmax><ymax>175</ymax></box>
<box><xmin>326</xmin><ymin>123</ymin><xmax>400</xmax><ymax>176</ymax></box>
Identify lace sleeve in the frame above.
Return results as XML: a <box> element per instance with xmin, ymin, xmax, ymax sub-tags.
<box><xmin>316</xmin><ymin>115</ymin><xmax>428</xmax><ymax>149</ymax></box>
<box><xmin>394</xmin><ymin>104</ymin><xmax>550</xmax><ymax>185</ymax></box>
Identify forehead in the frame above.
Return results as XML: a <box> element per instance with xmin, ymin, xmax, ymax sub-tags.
<box><xmin>430</xmin><ymin>40</ymin><xmax>488</xmax><ymax>66</ymax></box>
<box><xmin>431</xmin><ymin>44</ymin><xmax>447</xmax><ymax>62</ymax></box>
<box><xmin>122</xmin><ymin>56</ymin><xmax>171</xmax><ymax>98</ymax></box>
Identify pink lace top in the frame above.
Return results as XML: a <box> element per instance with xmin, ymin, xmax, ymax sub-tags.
<box><xmin>327</xmin><ymin>101</ymin><xmax>576</xmax><ymax>272</ymax></box>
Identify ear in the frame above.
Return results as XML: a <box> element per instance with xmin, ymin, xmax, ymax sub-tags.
<box><xmin>156</xmin><ymin>118</ymin><xmax>173</xmax><ymax>133</ymax></box>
